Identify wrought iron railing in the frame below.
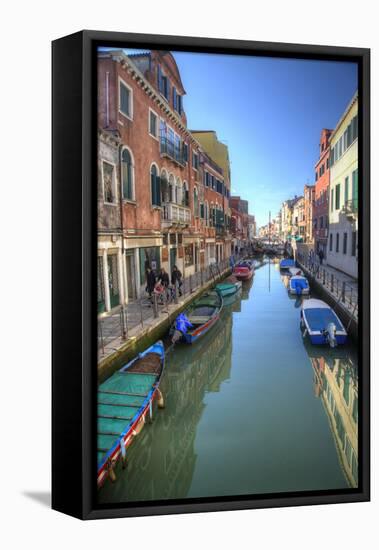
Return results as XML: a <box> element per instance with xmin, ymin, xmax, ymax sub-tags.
<box><xmin>160</xmin><ymin>135</ymin><xmax>185</xmax><ymax>165</ymax></box>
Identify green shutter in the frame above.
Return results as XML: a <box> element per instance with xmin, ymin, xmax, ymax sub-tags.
<box><xmin>352</xmin><ymin>169</ymin><xmax>358</xmax><ymax>209</ymax></box>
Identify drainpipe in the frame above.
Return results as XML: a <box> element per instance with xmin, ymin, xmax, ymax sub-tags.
<box><xmin>105</xmin><ymin>72</ymin><xmax>110</xmax><ymax>127</ymax></box>
<box><xmin>118</xmin><ymin>144</ymin><xmax>127</xmax><ymax>339</ymax></box>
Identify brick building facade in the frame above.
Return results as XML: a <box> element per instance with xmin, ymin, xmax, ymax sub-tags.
<box><xmin>314</xmin><ymin>128</ymin><xmax>332</xmax><ymax>256</ymax></box>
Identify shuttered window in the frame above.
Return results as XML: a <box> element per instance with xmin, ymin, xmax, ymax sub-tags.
<box><xmin>151</xmin><ymin>165</ymin><xmax>161</xmax><ymax>206</ymax></box>
<box><xmin>122</xmin><ymin>149</ymin><xmax>133</xmax><ymax>200</ymax></box>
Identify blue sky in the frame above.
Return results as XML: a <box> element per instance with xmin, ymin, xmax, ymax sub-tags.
<box><xmin>104</xmin><ymin>48</ymin><xmax>357</xmax><ymax>228</ymax></box>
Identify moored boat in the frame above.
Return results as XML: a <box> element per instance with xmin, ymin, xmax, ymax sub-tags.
<box><xmin>289</xmin><ymin>275</ymin><xmax>310</xmax><ymax>295</ymax></box>
<box><xmin>97</xmin><ymin>341</ymin><xmax>165</xmax><ymax>488</ymax></box>
<box><xmin>215</xmin><ymin>280</ymin><xmax>242</xmax><ymax>297</ymax></box>
<box><xmin>288</xmin><ymin>266</ymin><xmax>304</xmax><ymax>277</ymax></box>
<box><xmin>171</xmin><ymin>290</ymin><xmax>223</xmax><ymax>344</ymax></box>
<box><xmin>300</xmin><ymin>299</ymin><xmax>347</xmax><ymax>347</ymax></box>
<box><xmin>234</xmin><ymin>260</ymin><xmax>254</xmax><ymax>280</ymax></box>
<box><xmin>280</xmin><ymin>258</ymin><xmax>296</xmax><ymax>272</ymax></box>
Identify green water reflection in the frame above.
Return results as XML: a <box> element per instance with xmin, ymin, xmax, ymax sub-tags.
<box><xmin>98</xmin><ymin>259</ymin><xmax>358</xmax><ymax>504</ymax></box>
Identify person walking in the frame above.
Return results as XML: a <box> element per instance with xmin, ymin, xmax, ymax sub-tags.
<box><xmin>145</xmin><ymin>267</ymin><xmax>156</xmax><ymax>301</ymax></box>
<box><xmin>171</xmin><ymin>265</ymin><xmax>183</xmax><ymax>297</ymax></box>
<box><xmin>318</xmin><ymin>248</ymin><xmax>324</xmax><ymax>266</ymax></box>
<box><xmin>157</xmin><ymin>267</ymin><xmax>170</xmax><ymax>303</ymax></box>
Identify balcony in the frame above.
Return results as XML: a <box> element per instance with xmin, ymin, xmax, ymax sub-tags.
<box><xmin>160</xmin><ymin>135</ymin><xmax>185</xmax><ymax>166</ymax></box>
<box><xmin>161</xmin><ymin>202</ymin><xmax>191</xmax><ymax>228</ymax></box>
<box><xmin>341</xmin><ymin>199</ymin><xmax>358</xmax><ymax>221</ymax></box>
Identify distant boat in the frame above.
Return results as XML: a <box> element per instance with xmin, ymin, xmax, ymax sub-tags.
<box><xmin>289</xmin><ymin>275</ymin><xmax>310</xmax><ymax>295</ymax></box>
<box><xmin>171</xmin><ymin>290</ymin><xmax>223</xmax><ymax>344</ymax></box>
<box><xmin>234</xmin><ymin>260</ymin><xmax>254</xmax><ymax>280</ymax></box>
<box><xmin>301</xmin><ymin>299</ymin><xmax>347</xmax><ymax>347</ymax></box>
<box><xmin>215</xmin><ymin>280</ymin><xmax>242</xmax><ymax>297</ymax></box>
<box><xmin>97</xmin><ymin>341</ymin><xmax>165</xmax><ymax>488</ymax></box>
<box><xmin>280</xmin><ymin>258</ymin><xmax>296</xmax><ymax>271</ymax></box>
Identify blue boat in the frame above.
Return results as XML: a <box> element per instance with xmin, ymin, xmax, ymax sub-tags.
<box><xmin>97</xmin><ymin>341</ymin><xmax>165</xmax><ymax>487</ymax></box>
<box><xmin>289</xmin><ymin>275</ymin><xmax>310</xmax><ymax>296</ymax></box>
<box><xmin>171</xmin><ymin>290</ymin><xmax>223</xmax><ymax>344</ymax></box>
<box><xmin>280</xmin><ymin>258</ymin><xmax>296</xmax><ymax>271</ymax></box>
<box><xmin>300</xmin><ymin>299</ymin><xmax>347</xmax><ymax>347</ymax></box>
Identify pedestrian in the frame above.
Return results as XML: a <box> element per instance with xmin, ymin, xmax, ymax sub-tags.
<box><xmin>145</xmin><ymin>266</ymin><xmax>156</xmax><ymax>301</ymax></box>
<box><xmin>318</xmin><ymin>248</ymin><xmax>324</xmax><ymax>266</ymax></box>
<box><xmin>157</xmin><ymin>267</ymin><xmax>170</xmax><ymax>303</ymax></box>
<box><xmin>171</xmin><ymin>265</ymin><xmax>183</xmax><ymax>297</ymax></box>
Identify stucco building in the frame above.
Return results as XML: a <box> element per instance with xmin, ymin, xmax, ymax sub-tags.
<box><xmin>304</xmin><ymin>184</ymin><xmax>315</xmax><ymax>244</ymax></box>
<box><xmin>328</xmin><ymin>93</ymin><xmax>358</xmax><ymax>278</ymax></box>
<box><xmin>314</xmin><ymin>129</ymin><xmax>332</xmax><ymax>257</ymax></box>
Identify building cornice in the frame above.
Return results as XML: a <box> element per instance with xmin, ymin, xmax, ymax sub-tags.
<box><xmin>330</xmin><ymin>91</ymin><xmax>358</xmax><ymax>143</ymax></box>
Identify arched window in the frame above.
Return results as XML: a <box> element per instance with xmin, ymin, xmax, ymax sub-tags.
<box><xmin>176</xmin><ymin>177</ymin><xmax>182</xmax><ymax>205</ymax></box>
<box><xmin>194</xmin><ymin>187</ymin><xmax>199</xmax><ymax>217</ymax></box>
<box><xmin>183</xmin><ymin>181</ymin><xmax>189</xmax><ymax>207</ymax></box>
<box><xmin>121</xmin><ymin>148</ymin><xmax>134</xmax><ymax>200</ymax></box>
<box><xmin>205</xmin><ymin>201</ymin><xmax>209</xmax><ymax>225</ymax></box>
<box><xmin>169</xmin><ymin>174</ymin><xmax>175</xmax><ymax>203</ymax></box>
<box><xmin>160</xmin><ymin>170</ymin><xmax>169</xmax><ymax>203</ymax></box>
<box><xmin>150</xmin><ymin>164</ymin><xmax>161</xmax><ymax>207</ymax></box>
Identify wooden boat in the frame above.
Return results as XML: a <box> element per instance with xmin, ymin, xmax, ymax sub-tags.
<box><xmin>300</xmin><ymin>299</ymin><xmax>347</xmax><ymax>347</ymax></box>
<box><xmin>289</xmin><ymin>275</ymin><xmax>310</xmax><ymax>295</ymax></box>
<box><xmin>215</xmin><ymin>280</ymin><xmax>242</xmax><ymax>297</ymax></box>
<box><xmin>280</xmin><ymin>258</ymin><xmax>296</xmax><ymax>271</ymax></box>
<box><xmin>234</xmin><ymin>260</ymin><xmax>254</xmax><ymax>281</ymax></box>
<box><xmin>97</xmin><ymin>341</ymin><xmax>165</xmax><ymax>488</ymax></box>
<box><xmin>171</xmin><ymin>290</ymin><xmax>223</xmax><ymax>344</ymax></box>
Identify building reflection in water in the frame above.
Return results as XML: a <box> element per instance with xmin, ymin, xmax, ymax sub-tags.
<box><xmin>304</xmin><ymin>340</ymin><xmax>358</xmax><ymax>487</ymax></box>
<box><xmin>98</xmin><ymin>305</ymin><xmax>235</xmax><ymax>504</ymax></box>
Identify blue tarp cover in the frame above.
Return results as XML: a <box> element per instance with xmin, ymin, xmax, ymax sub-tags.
<box><xmin>304</xmin><ymin>308</ymin><xmax>344</xmax><ymax>332</ymax></box>
<box><xmin>280</xmin><ymin>259</ymin><xmax>295</xmax><ymax>268</ymax></box>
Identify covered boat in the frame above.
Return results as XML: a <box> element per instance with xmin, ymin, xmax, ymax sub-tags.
<box><xmin>289</xmin><ymin>275</ymin><xmax>310</xmax><ymax>295</ymax></box>
<box><xmin>171</xmin><ymin>290</ymin><xmax>223</xmax><ymax>344</ymax></box>
<box><xmin>215</xmin><ymin>280</ymin><xmax>242</xmax><ymax>297</ymax></box>
<box><xmin>280</xmin><ymin>258</ymin><xmax>296</xmax><ymax>271</ymax></box>
<box><xmin>300</xmin><ymin>299</ymin><xmax>347</xmax><ymax>347</ymax></box>
<box><xmin>234</xmin><ymin>260</ymin><xmax>254</xmax><ymax>281</ymax></box>
<box><xmin>97</xmin><ymin>341</ymin><xmax>165</xmax><ymax>488</ymax></box>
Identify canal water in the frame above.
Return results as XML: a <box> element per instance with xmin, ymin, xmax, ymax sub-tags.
<box><xmin>98</xmin><ymin>258</ymin><xmax>358</xmax><ymax>504</ymax></box>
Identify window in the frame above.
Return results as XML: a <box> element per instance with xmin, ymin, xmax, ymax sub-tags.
<box><xmin>119</xmin><ymin>79</ymin><xmax>132</xmax><ymax>119</ymax></box>
<box><xmin>352</xmin><ymin>115</ymin><xmax>358</xmax><ymax>141</ymax></box>
<box><xmin>326</xmin><ymin>157</ymin><xmax>329</xmax><ymax>169</ymax></box>
<box><xmin>335</xmin><ymin>184</ymin><xmax>340</xmax><ymax>210</ymax></box>
<box><xmin>351</xmin><ymin>231</ymin><xmax>357</xmax><ymax>256</ymax></box>
<box><xmin>157</xmin><ymin>65</ymin><xmax>170</xmax><ymax>100</ymax></box>
<box><xmin>121</xmin><ymin>148</ymin><xmax>134</xmax><ymax>200</ymax></box>
<box><xmin>172</xmin><ymin>87</ymin><xmax>177</xmax><ymax>110</ymax></box>
<box><xmin>315</xmin><ymin>172</ymin><xmax>318</xmax><ymax>182</ymax></box>
<box><xmin>149</xmin><ymin>110</ymin><xmax>158</xmax><ymax>138</ymax></box>
<box><xmin>183</xmin><ymin>142</ymin><xmax>188</xmax><ymax>163</ymax></box>
<box><xmin>200</xmin><ymin>203</ymin><xmax>205</xmax><ymax>219</ymax></box>
<box><xmin>343</xmin><ymin>232</ymin><xmax>347</xmax><ymax>254</ymax></box>
<box><xmin>330</xmin><ymin>147</ymin><xmax>335</xmax><ymax>166</ymax></box>
<box><xmin>192</xmin><ymin>151</ymin><xmax>199</xmax><ymax>170</ymax></box>
<box><xmin>331</xmin><ymin>189</ymin><xmax>334</xmax><ymax>212</ymax></box>
<box><xmin>193</xmin><ymin>187</ymin><xmax>199</xmax><ymax>217</ymax></box>
<box><xmin>344</xmin><ymin>176</ymin><xmax>349</xmax><ymax>204</ymax></box>
<box><xmin>150</xmin><ymin>165</ymin><xmax>161</xmax><ymax>207</ymax></box>
<box><xmin>185</xmin><ymin>244</ymin><xmax>193</xmax><ymax>267</ymax></box>
<box><xmin>182</xmin><ymin>182</ymin><xmax>189</xmax><ymax>207</ymax></box>
<box><xmin>329</xmin><ymin>233</ymin><xmax>333</xmax><ymax>251</ymax></box>
<box><xmin>102</xmin><ymin>161</ymin><xmax>116</xmax><ymax>204</ymax></box>
<box><xmin>336</xmin><ymin>233</ymin><xmax>340</xmax><ymax>253</ymax></box>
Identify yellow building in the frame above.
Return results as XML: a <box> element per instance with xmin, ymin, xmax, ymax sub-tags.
<box><xmin>328</xmin><ymin>93</ymin><xmax>358</xmax><ymax>278</ymax></box>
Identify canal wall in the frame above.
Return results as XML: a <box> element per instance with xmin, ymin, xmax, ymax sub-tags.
<box><xmin>296</xmin><ymin>261</ymin><xmax>358</xmax><ymax>341</ymax></box>
<box><xmin>98</xmin><ymin>266</ymin><xmax>232</xmax><ymax>382</ymax></box>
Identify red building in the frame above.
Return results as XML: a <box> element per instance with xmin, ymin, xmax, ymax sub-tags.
<box><xmin>314</xmin><ymin>129</ymin><xmax>332</xmax><ymax>257</ymax></box>
<box><xmin>304</xmin><ymin>184</ymin><xmax>315</xmax><ymax>244</ymax></box>
<box><xmin>230</xmin><ymin>196</ymin><xmax>249</xmax><ymax>254</ymax></box>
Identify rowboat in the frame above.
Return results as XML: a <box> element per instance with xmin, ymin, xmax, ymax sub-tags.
<box><xmin>97</xmin><ymin>341</ymin><xmax>165</xmax><ymax>488</ymax></box>
<box><xmin>300</xmin><ymin>299</ymin><xmax>347</xmax><ymax>347</ymax></box>
<box><xmin>171</xmin><ymin>290</ymin><xmax>223</xmax><ymax>344</ymax></box>
<box><xmin>289</xmin><ymin>275</ymin><xmax>310</xmax><ymax>295</ymax></box>
<box><xmin>234</xmin><ymin>260</ymin><xmax>254</xmax><ymax>281</ymax></box>
<box><xmin>215</xmin><ymin>280</ymin><xmax>242</xmax><ymax>297</ymax></box>
<box><xmin>280</xmin><ymin>258</ymin><xmax>296</xmax><ymax>271</ymax></box>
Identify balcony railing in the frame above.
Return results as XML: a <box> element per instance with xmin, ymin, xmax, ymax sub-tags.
<box><xmin>341</xmin><ymin>199</ymin><xmax>358</xmax><ymax>220</ymax></box>
<box><xmin>160</xmin><ymin>135</ymin><xmax>185</xmax><ymax>166</ymax></box>
<box><xmin>161</xmin><ymin>202</ymin><xmax>191</xmax><ymax>226</ymax></box>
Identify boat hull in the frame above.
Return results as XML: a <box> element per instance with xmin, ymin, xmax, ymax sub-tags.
<box><xmin>234</xmin><ymin>269</ymin><xmax>253</xmax><ymax>281</ymax></box>
<box><xmin>97</xmin><ymin>341</ymin><xmax>165</xmax><ymax>488</ymax></box>
<box><xmin>216</xmin><ymin>281</ymin><xmax>242</xmax><ymax>297</ymax></box>
<box><xmin>181</xmin><ymin>312</ymin><xmax>220</xmax><ymax>344</ymax></box>
<box><xmin>300</xmin><ymin>300</ymin><xmax>347</xmax><ymax>346</ymax></box>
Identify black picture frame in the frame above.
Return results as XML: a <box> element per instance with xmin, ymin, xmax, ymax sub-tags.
<box><xmin>52</xmin><ymin>30</ymin><xmax>370</xmax><ymax>520</ymax></box>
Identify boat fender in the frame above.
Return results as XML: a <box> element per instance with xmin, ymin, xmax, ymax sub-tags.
<box><xmin>157</xmin><ymin>388</ymin><xmax>165</xmax><ymax>409</ymax></box>
<box><xmin>120</xmin><ymin>438</ymin><xmax>127</xmax><ymax>469</ymax></box>
<box><xmin>325</xmin><ymin>323</ymin><xmax>337</xmax><ymax>348</ymax></box>
<box><xmin>106</xmin><ymin>458</ymin><xmax>117</xmax><ymax>483</ymax></box>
